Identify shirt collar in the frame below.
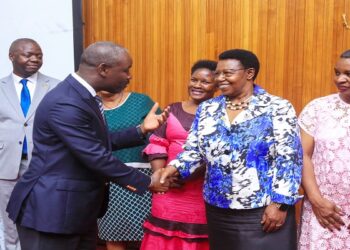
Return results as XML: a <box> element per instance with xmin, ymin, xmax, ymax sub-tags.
<box><xmin>252</xmin><ymin>84</ymin><xmax>265</xmax><ymax>95</ymax></box>
<box><xmin>12</xmin><ymin>72</ymin><xmax>38</xmax><ymax>85</ymax></box>
<box><xmin>71</xmin><ymin>72</ymin><xmax>97</xmax><ymax>97</ymax></box>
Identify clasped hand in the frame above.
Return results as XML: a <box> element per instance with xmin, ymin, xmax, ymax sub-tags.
<box><xmin>149</xmin><ymin>166</ymin><xmax>180</xmax><ymax>193</ymax></box>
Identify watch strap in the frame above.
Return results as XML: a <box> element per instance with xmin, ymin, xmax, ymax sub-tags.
<box><xmin>271</xmin><ymin>202</ymin><xmax>289</xmax><ymax>211</ymax></box>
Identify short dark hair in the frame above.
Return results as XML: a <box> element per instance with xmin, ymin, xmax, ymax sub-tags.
<box><xmin>9</xmin><ymin>38</ymin><xmax>40</xmax><ymax>54</ymax></box>
<box><xmin>218</xmin><ymin>49</ymin><xmax>260</xmax><ymax>80</ymax></box>
<box><xmin>80</xmin><ymin>41</ymin><xmax>128</xmax><ymax>67</ymax></box>
<box><xmin>191</xmin><ymin>60</ymin><xmax>217</xmax><ymax>74</ymax></box>
<box><xmin>340</xmin><ymin>49</ymin><xmax>350</xmax><ymax>58</ymax></box>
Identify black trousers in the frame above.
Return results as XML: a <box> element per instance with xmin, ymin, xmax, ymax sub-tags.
<box><xmin>16</xmin><ymin>224</ymin><xmax>97</xmax><ymax>250</ymax></box>
<box><xmin>206</xmin><ymin>203</ymin><xmax>297</xmax><ymax>250</ymax></box>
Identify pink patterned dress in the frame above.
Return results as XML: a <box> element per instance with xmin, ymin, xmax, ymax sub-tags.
<box><xmin>298</xmin><ymin>94</ymin><xmax>350</xmax><ymax>250</ymax></box>
<box><xmin>141</xmin><ymin>102</ymin><xmax>209</xmax><ymax>250</ymax></box>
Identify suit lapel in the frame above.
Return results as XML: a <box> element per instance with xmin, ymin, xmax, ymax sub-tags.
<box><xmin>67</xmin><ymin>75</ymin><xmax>105</xmax><ymax>123</ymax></box>
<box><xmin>87</xmin><ymin>94</ymin><xmax>111</xmax><ymax>149</ymax></box>
<box><xmin>0</xmin><ymin>75</ymin><xmax>23</xmax><ymax>117</ymax></box>
<box><xmin>26</xmin><ymin>73</ymin><xmax>51</xmax><ymax>120</ymax></box>
<box><xmin>67</xmin><ymin>75</ymin><xmax>110</xmax><ymax>145</ymax></box>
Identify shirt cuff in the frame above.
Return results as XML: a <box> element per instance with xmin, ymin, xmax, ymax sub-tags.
<box><xmin>270</xmin><ymin>192</ymin><xmax>303</xmax><ymax>205</ymax></box>
<box><xmin>136</xmin><ymin>125</ymin><xmax>146</xmax><ymax>140</ymax></box>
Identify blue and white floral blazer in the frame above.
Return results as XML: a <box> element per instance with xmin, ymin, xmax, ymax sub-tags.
<box><xmin>170</xmin><ymin>85</ymin><xmax>303</xmax><ymax>209</ymax></box>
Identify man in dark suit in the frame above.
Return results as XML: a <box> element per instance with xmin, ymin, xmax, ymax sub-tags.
<box><xmin>0</xmin><ymin>38</ymin><xmax>59</xmax><ymax>250</ymax></box>
<box><xmin>6</xmin><ymin>41</ymin><xmax>169</xmax><ymax>250</ymax></box>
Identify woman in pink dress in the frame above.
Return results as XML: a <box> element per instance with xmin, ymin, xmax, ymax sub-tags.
<box><xmin>298</xmin><ymin>50</ymin><xmax>350</xmax><ymax>250</ymax></box>
<box><xmin>141</xmin><ymin>60</ymin><xmax>217</xmax><ymax>250</ymax></box>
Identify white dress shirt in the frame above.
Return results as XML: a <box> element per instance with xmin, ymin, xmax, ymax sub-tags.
<box><xmin>12</xmin><ymin>72</ymin><xmax>38</xmax><ymax>102</ymax></box>
<box><xmin>71</xmin><ymin>72</ymin><xmax>96</xmax><ymax>97</ymax></box>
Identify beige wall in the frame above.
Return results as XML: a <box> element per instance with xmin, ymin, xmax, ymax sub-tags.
<box><xmin>83</xmin><ymin>0</ymin><xmax>350</xmax><ymax>113</ymax></box>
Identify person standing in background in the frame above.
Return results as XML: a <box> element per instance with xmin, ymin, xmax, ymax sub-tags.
<box><xmin>298</xmin><ymin>49</ymin><xmax>350</xmax><ymax>250</ymax></box>
<box><xmin>0</xmin><ymin>38</ymin><xmax>59</xmax><ymax>250</ymax></box>
<box><xmin>97</xmin><ymin>87</ymin><xmax>161</xmax><ymax>250</ymax></box>
<box><xmin>141</xmin><ymin>60</ymin><xmax>218</xmax><ymax>250</ymax></box>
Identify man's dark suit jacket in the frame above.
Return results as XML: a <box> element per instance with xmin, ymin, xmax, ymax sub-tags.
<box><xmin>7</xmin><ymin>74</ymin><xmax>151</xmax><ymax>234</ymax></box>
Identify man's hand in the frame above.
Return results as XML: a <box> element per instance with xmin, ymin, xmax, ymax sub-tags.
<box><xmin>140</xmin><ymin>103</ymin><xmax>169</xmax><ymax>134</ymax></box>
<box><xmin>149</xmin><ymin>168</ymin><xmax>170</xmax><ymax>193</ymax></box>
<box><xmin>261</xmin><ymin>204</ymin><xmax>288</xmax><ymax>233</ymax></box>
<box><xmin>311</xmin><ymin>197</ymin><xmax>345</xmax><ymax>231</ymax></box>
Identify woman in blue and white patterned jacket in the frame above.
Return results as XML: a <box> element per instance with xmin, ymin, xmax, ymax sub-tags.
<box><xmin>160</xmin><ymin>49</ymin><xmax>302</xmax><ymax>250</ymax></box>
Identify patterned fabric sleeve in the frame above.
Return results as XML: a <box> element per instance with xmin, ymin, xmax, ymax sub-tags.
<box><xmin>270</xmin><ymin>100</ymin><xmax>303</xmax><ymax>205</ymax></box>
<box><xmin>298</xmin><ymin>99</ymin><xmax>318</xmax><ymax>137</ymax></box>
<box><xmin>169</xmin><ymin>104</ymin><xmax>204</xmax><ymax>179</ymax></box>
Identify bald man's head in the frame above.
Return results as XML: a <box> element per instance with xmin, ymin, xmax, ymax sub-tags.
<box><xmin>80</xmin><ymin>42</ymin><xmax>129</xmax><ymax>67</ymax></box>
<box><xmin>77</xmin><ymin>41</ymin><xmax>133</xmax><ymax>93</ymax></box>
<box><xmin>9</xmin><ymin>38</ymin><xmax>40</xmax><ymax>54</ymax></box>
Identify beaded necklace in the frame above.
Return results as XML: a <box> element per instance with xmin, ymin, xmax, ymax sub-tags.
<box><xmin>225</xmin><ymin>96</ymin><xmax>252</xmax><ymax>110</ymax></box>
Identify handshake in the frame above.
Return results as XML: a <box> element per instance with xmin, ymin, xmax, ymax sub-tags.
<box><xmin>148</xmin><ymin>166</ymin><xmax>181</xmax><ymax>193</ymax></box>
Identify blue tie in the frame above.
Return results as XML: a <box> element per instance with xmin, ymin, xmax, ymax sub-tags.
<box><xmin>20</xmin><ymin>79</ymin><xmax>31</xmax><ymax>154</ymax></box>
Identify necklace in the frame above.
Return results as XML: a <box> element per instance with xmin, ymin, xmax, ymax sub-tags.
<box><xmin>225</xmin><ymin>95</ymin><xmax>252</xmax><ymax>110</ymax></box>
<box><xmin>103</xmin><ymin>92</ymin><xmax>124</xmax><ymax>110</ymax></box>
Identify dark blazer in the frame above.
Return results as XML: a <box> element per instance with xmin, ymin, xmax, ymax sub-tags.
<box><xmin>6</xmin><ymin>75</ymin><xmax>151</xmax><ymax>234</ymax></box>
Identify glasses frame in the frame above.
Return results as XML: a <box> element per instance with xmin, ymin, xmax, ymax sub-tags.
<box><xmin>214</xmin><ymin>68</ymin><xmax>245</xmax><ymax>79</ymax></box>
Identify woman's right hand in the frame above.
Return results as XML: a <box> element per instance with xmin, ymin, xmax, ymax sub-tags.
<box><xmin>311</xmin><ymin>197</ymin><xmax>345</xmax><ymax>231</ymax></box>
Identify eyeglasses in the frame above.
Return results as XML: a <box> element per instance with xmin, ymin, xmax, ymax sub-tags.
<box><xmin>214</xmin><ymin>68</ymin><xmax>245</xmax><ymax>78</ymax></box>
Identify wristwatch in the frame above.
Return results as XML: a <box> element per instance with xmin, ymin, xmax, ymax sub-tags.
<box><xmin>271</xmin><ymin>202</ymin><xmax>289</xmax><ymax>211</ymax></box>
<box><xmin>136</xmin><ymin>124</ymin><xmax>146</xmax><ymax>139</ymax></box>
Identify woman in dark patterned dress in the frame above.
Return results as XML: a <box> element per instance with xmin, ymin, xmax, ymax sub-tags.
<box><xmin>97</xmin><ymin>88</ymin><xmax>159</xmax><ymax>250</ymax></box>
<box><xmin>141</xmin><ymin>60</ymin><xmax>217</xmax><ymax>250</ymax></box>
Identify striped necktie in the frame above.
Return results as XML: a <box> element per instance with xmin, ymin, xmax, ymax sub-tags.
<box><xmin>94</xmin><ymin>95</ymin><xmax>105</xmax><ymax>123</ymax></box>
<box><xmin>20</xmin><ymin>79</ymin><xmax>31</xmax><ymax>154</ymax></box>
